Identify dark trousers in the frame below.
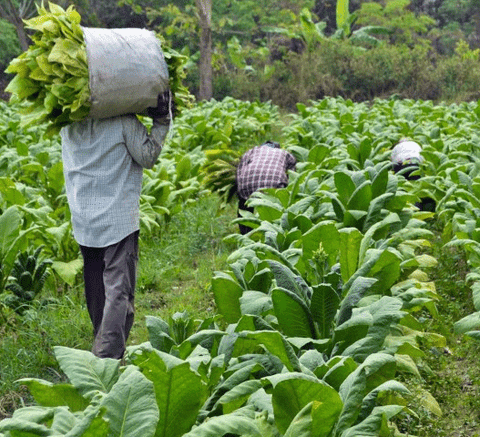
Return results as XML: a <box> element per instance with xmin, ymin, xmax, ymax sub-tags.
<box><xmin>237</xmin><ymin>196</ymin><xmax>254</xmax><ymax>235</ymax></box>
<box><xmin>79</xmin><ymin>230</ymin><xmax>139</xmax><ymax>359</ymax></box>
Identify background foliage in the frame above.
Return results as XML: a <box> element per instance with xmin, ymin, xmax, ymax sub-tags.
<box><xmin>3</xmin><ymin>0</ymin><xmax>480</xmax><ymax>105</ymax></box>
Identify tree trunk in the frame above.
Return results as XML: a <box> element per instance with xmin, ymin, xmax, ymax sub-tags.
<box><xmin>13</xmin><ymin>17</ymin><xmax>29</xmax><ymax>51</ymax></box>
<box><xmin>195</xmin><ymin>0</ymin><xmax>213</xmax><ymax>100</ymax></box>
<box><xmin>0</xmin><ymin>0</ymin><xmax>34</xmax><ymax>51</ymax></box>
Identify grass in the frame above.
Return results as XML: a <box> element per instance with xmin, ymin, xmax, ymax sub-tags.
<box><xmin>393</xmin><ymin>228</ymin><xmax>480</xmax><ymax>436</ymax></box>
<box><xmin>0</xmin><ymin>298</ymin><xmax>92</xmax><ymax>418</ymax></box>
<box><xmin>418</xmin><ymin>241</ymin><xmax>480</xmax><ymax>437</ymax></box>
<box><xmin>130</xmin><ymin>195</ymin><xmax>237</xmax><ymax>344</ymax></box>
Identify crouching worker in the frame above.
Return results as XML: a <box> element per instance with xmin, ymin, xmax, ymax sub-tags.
<box><xmin>391</xmin><ymin>138</ymin><xmax>435</xmax><ymax>212</ymax></box>
<box><xmin>60</xmin><ymin>91</ymin><xmax>173</xmax><ymax>359</ymax></box>
<box><xmin>235</xmin><ymin>141</ymin><xmax>297</xmax><ymax>235</ymax></box>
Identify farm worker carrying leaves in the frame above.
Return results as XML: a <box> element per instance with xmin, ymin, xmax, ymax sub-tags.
<box><xmin>62</xmin><ymin>91</ymin><xmax>174</xmax><ymax>360</ymax></box>
<box><xmin>4</xmin><ymin>3</ymin><xmax>184</xmax><ymax>359</ymax></box>
<box><xmin>58</xmin><ymin>21</ymin><xmax>175</xmax><ymax>359</ymax></box>
<box><xmin>391</xmin><ymin>138</ymin><xmax>435</xmax><ymax>212</ymax></box>
<box><xmin>236</xmin><ymin>141</ymin><xmax>297</xmax><ymax>235</ymax></box>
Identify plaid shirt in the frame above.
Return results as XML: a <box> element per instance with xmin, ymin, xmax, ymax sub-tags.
<box><xmin>236</xmin><ymin>145</ymin><xmax>297</xmax><ymax>200</ymax></box>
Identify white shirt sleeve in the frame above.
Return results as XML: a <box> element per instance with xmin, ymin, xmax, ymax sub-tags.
<box><xmin>121</xmin><ymin>115</ymin><xmax>170</xmax><ymax>169</ymax></box>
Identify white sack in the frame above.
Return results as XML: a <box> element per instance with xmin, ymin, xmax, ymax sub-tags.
<box><xmin>82</xmin><ymin>27</ymin><xmax>169</xmax><ymax>119</ymax></box>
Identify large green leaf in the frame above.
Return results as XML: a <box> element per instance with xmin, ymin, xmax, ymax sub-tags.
<box><xmin>358</xmin><ymin>213</ymin><xmax>401</xmax><ymax>265</ymax></box>
<box><xmin>101</xmin><ymin>366</ymin><xmax>159</xmax><ymax>437</ymax></box>
<box><xmin>335</xmin><ymin>353</ymin><xmax>396</xmax><ymax>435</ymax></box>
<box><xmin>47</xmin><ymin>408</ymin><xmax>76</xmax><ymax>435</ymax></box>
<box><xmin>53</xmin><ymin>346</ymin><xmax>120</xmax><ymax>399</ymax></box>
<box><xmin>334</xmin><ymin>171</ymin><xmax>356</xmax><ymax>206</ymax></box>
<box><xmin>181</xmin><ymin>407</ymin><xmax>262</xmax><ymax>437</ymax></box>
<box><xmin>145</xmin><ymin>315</ymin><xmax>175</xmax><ymax>352</ymax></box>
<box><xmin>367</xmin><ymin>248</ymin><xmax>402</xmax><ymax>295</ymax></box>
<box><xmin>239</xmin><ymin>330</ymin><xmax>301</xmax><ymax>372</ymax></box>
<box><xmin>1</xmin><ymin>404</ymin><xmax>108</xmax><ymax>436</ymax></box>
<box><xmin>322</xmin><ymin>191</ymin><xmax>345</xmax><ymax>221</ymax></box>
<box><xmin>268</xmin><ymin>260</ymin><xmax>308</xmax><ymax>300</ymax></box>
<box><xmin>310</xmin><ymin>283</ymin><xmax>340</xmax><ymax>338</ymax></box>
<box><xmin>341</xmin><ymin>405</ymin><xmax>404</xmax><ymax>437</ymax></box>
<box><xmin>342</xmin><ymin>209</ymin><xmax>367</xmax><ymax>229</ymax></box>
<box><xmin>342</xmin><ymin>297</ymin><xmax>404</xmax><ymax>362</ymax></box>
<box><xmin>347</xmin><ymin>180</ymin><xmax>372</xmax><ymax>211</ymax></box>
<box><xmin>302</xmin><ymin>221</ymin><xmax>340</xmax><ymax>264</ymax></box>
<box><xmin>283</xmin><ymin>402</ymin><xmax>314</xmax><ymax>437</ymax></box>
<box><xmin>212</xmin><ymin>272</ymin><xmax>243</xmax><ymax>323</ymax></box>
<box><xmin>240</xmin><ymin>290</ymin><xmax>273</xmax><ymax>316</ymax></box>
<box><xmin>0</xmin><ymin>206</ymin><xmax>21</xmax><ymax>259</ymax></box>
<box><xmin>363</xmin><ymin>192</ymin><xmax>394</xmax><ymax>232</ymax></box>
<box><xmin>59</xmin><ymin>405</ymin><xmax>109</xmax><ymax>437</ymax></box>
<box><xmin>272</xmin><ymin>287</ymin><xmax>315</xmax><ymax>338</ymax></box>
<box><xmin>357</xmin><ymin>380</ymin><xmax>409</xmax><ymax>423</ymax></box>
<box><xmin>246</xmin><ymin>265</ymin><xmax>272</xmax><ymax>292</ymax></box>
<box><xmin>51</xmin><ymin>258</ymin><xmax>83</xmax><ymax>286</ymax></box>
<box><xmin>217</xmin><ymin>380</ymin><xmax>263</xmax><ymax>413</ymax></box>
<box><xmin>17</xmin><ymin>379</ymin><xmax>89</xmax><ymax>412</ymax></box>
<box><xmin>268</xmin><ymin>373</ymin><xmax>343</xmax><ymax>436</ymax></box>
<box><xmin>454</xmin><ymin>311</ymin><xmax>480</xmax><ymax>334</ymax></box>
<box><xmin>371</xmin><ymin>165</ymin><xmax>389</xmax><ymax>199</ymax></box>
<box><xmin>0</xmin><ymin>418</ymin><xmax>52</xmax><ymax>435</ymax></box>
<box><xmin>315</xmin><ymin>356</ymin><xmax>358</xmax><ymax>392</ymax></box>
<box><xmin>131</xmin><ymin>347</ymin><xmax>208</xmax><ymax>437</ymax></box>
<box><xmin>248</xmin><ymin>196</ymin><xmax>284</xmax><ymax>221</ymax></box>
<box><xmin>337</xmin><ymin>276</ymin><xmax>377</xmax><ymax>325</ymax></box>
<box><xmin>308</xmin><ymin>145</ymin><xmax>330</xmax><ymax>165</ymax></box>
<box><xmin>338</xmin><ymin>227</ymin><xmax>362</xmax><ymax>283</ymax></box>
<box><xmin>210</xmin><ymin>362</ymin><xmax>262</xmax><ymax>413</ymax></box>
<box><xmin>332</xmin><ymin>312</ymin><xmax>372</xmax><ymax>356</ymax></box>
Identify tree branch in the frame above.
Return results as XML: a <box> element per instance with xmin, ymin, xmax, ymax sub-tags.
<box><xmin>0</xmin><ymin>1</ymin><xmax>15</xmax><ymax>22</ymax></box>
<box><xmin>22</xmin><ymin>0</ymin><xmax>37</xmax><ymax>19</ymax></box>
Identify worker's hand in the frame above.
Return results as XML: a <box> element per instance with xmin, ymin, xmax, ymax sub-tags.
<box><xmin>147</xmin><ymin>90</ymin><xmax>175</xmax><ymax>119</ymax></box>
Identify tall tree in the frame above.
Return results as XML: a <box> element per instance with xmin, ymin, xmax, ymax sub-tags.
<box><xmin>195</xmin><ymin>0</ymin><xmax>212</xmax><ymax>100</ymax></box>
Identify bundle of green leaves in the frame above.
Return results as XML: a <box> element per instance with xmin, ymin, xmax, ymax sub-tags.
<box><xmin>159</xmin><ymin>36</ymin><xmax>196</xmax><ymax>116</ymax></box>
<box><xmin>5</xmin><ymin>2</ymin><xmax>88</xmax><ymax>136</ymax></box>
<box><xmin>201</xmin><ymin>150</ymin><xmax>240</xmax><ymax>206</ymax></box>
<box><xmin>5</xmin><ymin>2</ymin><xmax>193</xmax><ymax>137</ymax></box>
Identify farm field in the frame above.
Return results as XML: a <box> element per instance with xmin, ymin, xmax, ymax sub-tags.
<box><xmin>1</xmin><ymin>96</ymin><xmax>480</xmax><ymax>436</ymax></box>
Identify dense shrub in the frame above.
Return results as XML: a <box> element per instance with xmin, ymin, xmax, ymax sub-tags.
<box><xmin>214</xmin><ymin>38</ymin><xmax>480</xmax><ymax>107</ymax></box>
<box><xmin>434</xmin><ymin>47</ymin><xmax>480</xmax><ymax>101</ymax></box>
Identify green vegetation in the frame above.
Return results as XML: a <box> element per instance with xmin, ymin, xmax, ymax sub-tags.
<box><xmin>3</xmin><ymin>2</ymin><xmax>480</xmax><ymax>435</ymax></box>
<box><xmin>1</xmin><ymin>96</ymin><xmax>480</xmax><ymax>435</ymax></box>
<box><xmin>0</xmin><ymin>19</ymin><xmax>21</xmax><ymax>75</ymax></box>
<box><xmin>4</xmin><ymin>0</ymin><xmax>480</xmax><ymax>106</ymax></box>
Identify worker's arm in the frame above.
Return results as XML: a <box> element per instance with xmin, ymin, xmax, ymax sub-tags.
<box><xmin>286</xmin><ymin>151</ymin><xmax>297</xmax><ymax>171</ymax></box>
<box><xmin>122</xmin><ymin>92</ymin><xmax>173</xmax><ymax>169</ymax></box>
<box><xmin>122</xmin><ymin>115</ymin><xmax>170</xmax><ymax>169</ymax></box>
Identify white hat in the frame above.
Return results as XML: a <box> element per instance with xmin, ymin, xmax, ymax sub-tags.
<box><xmin>391</xmin><ymin>140</ymin><xmax>423</xmax><ymax>165</ymax></box>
